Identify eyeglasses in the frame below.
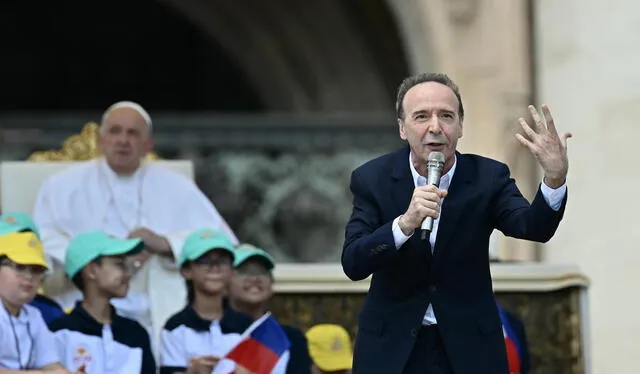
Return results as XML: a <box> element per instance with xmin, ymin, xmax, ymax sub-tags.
<box><xmin>234</xmin><ymin>266</ymin><xmax>271</xmax><ymax>278</ymax></box>
<box><xmin>192</xmin><ymin>256</ymin><xmax>232</xmax><ymax>270</ymax></box>
<box><xmin>0</xmin><ymin>259</ymin><xmax>46</xmax><ymax>280</ymax></box>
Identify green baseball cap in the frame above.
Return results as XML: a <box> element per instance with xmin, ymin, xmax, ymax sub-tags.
<box><xmin>233</xmin><ymin>243</ymin><xmax>275</xmax><ymax>270</ymax></box>
<box><xmin>0</xmin><ymin>212</ymin><xmax>40</xmax><ymax>238</ymax></box>
<box><xmin>64</xmin><ymin>231</ymin><xmax>144</xmax><ymax>279</ymax></box>
<box><xmin>178</xmin><ymin>228</ymin><xmax>236</xmax><ymax>267</ymax></box>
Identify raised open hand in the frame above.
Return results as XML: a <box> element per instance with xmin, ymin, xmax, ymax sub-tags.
<box><xmin>515</xmin><ymin>105</ymin><xmax>572</xmax><ymax>188</ymax></box>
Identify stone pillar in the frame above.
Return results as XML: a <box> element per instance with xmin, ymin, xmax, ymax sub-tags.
<box><xmin>536</xmin><ymin>0</ymin><xmax>640</xmax><ymax>372</ymax></box>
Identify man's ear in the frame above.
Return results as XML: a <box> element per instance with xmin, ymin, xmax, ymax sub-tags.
<box><xmin>398</xmin><ymin>118</ymin><xmax>407</xmax><ymax>141</ymax></box>
<box><xmin>144</xmin><ymin>137</ymin><xmax>155</xmax><ymax>153</ymax></box>
<box><xmin>458</xmin><ymin>116</ymin><xmax>464</xmax><ymax>139</ymax></box>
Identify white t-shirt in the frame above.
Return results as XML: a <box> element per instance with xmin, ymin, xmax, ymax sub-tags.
<box><xmin>0</xmin><ymin>303</ymin><xmax>59</xmax><ymax>369</ymax></box>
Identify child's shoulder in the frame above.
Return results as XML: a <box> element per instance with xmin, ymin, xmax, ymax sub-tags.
<box><xmin>114</xmin><ymin>314</ymin><xmax>150</xmax><ymax>335</ymax></box>
<box><xmin>47</xmin><ymin>311</ymin><xmax>74</xmax><ymax>332</ymax></box>
<box><xmin>162</xmin><ymin>306</ymin><xmax>192</xmax><ymax>332</ymax></box>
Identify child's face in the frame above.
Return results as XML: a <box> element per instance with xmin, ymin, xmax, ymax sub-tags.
<box><xmin>182</xmin><ymin>249</ymin><xmax>233</xmax><ymax>296</ymax></box>
<box><xmin>85</xmin><ymin>255</ymin><xmax>133</xmax><ymax>298</ymax></box>
<box><xmin>229</xmin><ymin>259</ymin><xmax>273</xmax><ymax>306</ymax></box>
<box><xmin>0</xmin><ymin>258</ymin><xmax>46</xmax><ymax>307</ymax></box>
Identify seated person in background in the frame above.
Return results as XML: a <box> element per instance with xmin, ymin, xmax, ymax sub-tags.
<box><xmin>227</xmin><ymin>244</ymin><xmax>311</xmax><ymax>374</ymax></box>
<box><xmin>496</xmin><ymin>299</ymin><xmax>530</xmax><ymax>374</ymax></box>
<box><xmin>49</xmin><ymin>232</ymin><xmax>156</xmax><ymax>374</ymax></box>
<box><xmin>160</xmin><ymin>229</ymin><xmax>252</xmax><ymax>374</ymax></box>
<box><xmin>0</xmin><ymin>231</ymin><xmax>72</xmax><ymax>373</ymax></box>
<box><xmin>0</xmin><ymin>212</ymin><xmax>65</xmax><ymax>325</ymax></box>
<box><xmin>305</xmin><ymin>324</ymin><xmax>353</xmax><ymax>374</ymax></box>
<box><xmin>33</xmin><ymin>101</ymin><xmax>238</xmax><ymax>337</ymax></box>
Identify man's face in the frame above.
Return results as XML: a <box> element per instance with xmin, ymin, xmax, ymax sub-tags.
<box><xmin>99</xmin><ymin>107</ymin><xmax>153</xmax><ymax>175</ymax></box>
<box><xmin>398</xmin><ymin>81</ymin><xmax>463</xmax><ymax>173</ymax></box>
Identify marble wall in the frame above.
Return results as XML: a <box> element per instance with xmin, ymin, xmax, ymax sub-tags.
<box><xmin>535</xmin><ymin>1</ymin><xmax>640</xmax><ymax>372</ymax></box>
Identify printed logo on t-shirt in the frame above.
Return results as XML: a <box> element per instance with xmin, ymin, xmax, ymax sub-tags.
<box><xmin>72</xmin><ymin>346</ymin><xmax>92</xmax><ymax>369</ymax></box>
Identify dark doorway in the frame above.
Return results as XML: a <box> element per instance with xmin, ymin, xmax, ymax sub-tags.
<box><xmin>0</xmin><ymin>0</ymin><xmax>264</xmax><ymax>112</ymax></box>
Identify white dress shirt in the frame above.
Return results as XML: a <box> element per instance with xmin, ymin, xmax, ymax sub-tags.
<box><xmin>391</xmin><ymin>153</ymin><xmax>567</xmax><ymax>325</ymax></box>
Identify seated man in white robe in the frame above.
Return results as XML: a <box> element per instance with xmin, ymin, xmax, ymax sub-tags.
<box><xmin>32</xmin><ymin>101</ymin><xmax>238</xmax><ymax>343</ymax></box>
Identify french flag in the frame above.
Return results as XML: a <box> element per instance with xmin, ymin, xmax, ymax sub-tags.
<box><xmin>224</xmin><ymin>312</ymin><xmax>291</xmax><ymax>374</ymax></box>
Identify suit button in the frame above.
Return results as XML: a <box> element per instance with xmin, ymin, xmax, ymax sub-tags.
<box><xmin>428</xmin><ymin>285</ymin><xmax>437</xmax><ymax>292</ymax></box>
<box><xmin>410</xmin><ymin>327</ymin><xmax>419</xmax><ymax>337</ymax></box>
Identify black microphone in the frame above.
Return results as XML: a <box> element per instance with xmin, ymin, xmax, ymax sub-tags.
<box><xmin>421</xmin><ymin>151</ymin><xmax>445</xmax><ymax>240</ymax></box>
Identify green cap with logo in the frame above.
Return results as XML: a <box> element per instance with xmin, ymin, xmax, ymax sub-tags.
<box><xmin>233</xmin><ymin>243</ymin><xmax>275</xmax><ymax>270</ymax></box>
<box><xmin>64</xmin><ymin>231</ymin><xmax>144</xmax><ymax>279</ymax></box>
<box><xmin>0</xmin><ymin>212</ymin><xmax>41</xmax><ymax>239</ymax></box>
<box><xmin>179</xmin><ymin>228</ymin><xmax>236</xmax><ymax>267</ymax></box>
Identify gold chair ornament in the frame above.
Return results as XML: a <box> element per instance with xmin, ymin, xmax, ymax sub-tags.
<box><xmin>27</xmin><ymin>122</ymin><xmax>159</xmax><ymax>162</ymax></box>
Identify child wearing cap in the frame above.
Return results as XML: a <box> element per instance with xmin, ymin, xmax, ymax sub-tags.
<box><xmin>227</xmin><ymin>243</ymin><xmax>312</xmax><ymax>374</ymax></box>
<box><xmin>48</xmin><ymin>231</ymin><xmax>156</xmax><ymax>374</ymax></box>
<box><xmin>305</xmin><ymin>324</ymin><xmax>353</xmax><ymax>374</ymax></box>
<box><xmin>0</xmin><ymin>231</ymin><xmax>73</xmax><ymax>373</ymax></box>
<box><xmin>159</xmin><ymin>229</ymin><xmax>254</xmax><ymax>374</ymax></box>
<box><xmin>0</xmin><ymin>212</ymin><xmax>65</xmax><ymax>325</ymax></box>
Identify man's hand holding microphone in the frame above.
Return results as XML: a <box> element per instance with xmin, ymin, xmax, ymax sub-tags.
<box><xmin>398</xmin><ymin>185</ymin><xmax>448</xmax><ymax>236</ymax></box>
<box><xmin>398</xmin><ymin>151</ymin><xmax>447</xmax><ymax>239</ymax></box>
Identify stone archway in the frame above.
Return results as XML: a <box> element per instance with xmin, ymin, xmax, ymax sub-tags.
<box><xmin>159</xmin><ymin>0</ymin><xmax>410</xmax><ymax>112</ymax></box>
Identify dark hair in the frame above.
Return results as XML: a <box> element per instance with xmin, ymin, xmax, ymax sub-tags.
<box><xmin>71</xmin><ymin>273</ymin><xmax>85</xmax><ymax>292</ymax></box>
<box><xmin>186</xmin><ymin>279</ymin><xmax>195</xmax><ymax>304</ymax></box>
<box><xmin>395</xmin><ymin>73</ymin><xmax>464</xmax><ymax>120</ymax></box>
<box><xmin>70</xmin><ymin>257</ymin><xmax>103</xmax><ymax>292</ymax></box>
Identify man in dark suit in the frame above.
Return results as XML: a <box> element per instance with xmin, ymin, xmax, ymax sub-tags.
<box><xmin>342</xmin><ymin>73</ymin><xmax>571</xmax><ymax>374</ymax></box>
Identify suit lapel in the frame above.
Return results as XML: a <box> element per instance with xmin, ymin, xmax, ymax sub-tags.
<box><xmin>433</xmin><ymin>153</ymin><xmax>474</xmax><ymax>261</ymax></box>
<box><xmin>391</xmin><ymin>146</ymin><xmax>414</xmax><ymax>216</ymax></box>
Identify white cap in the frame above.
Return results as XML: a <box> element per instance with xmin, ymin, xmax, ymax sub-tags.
<box><xmin>101</xmin><ymin>101</ymin><xmax>152</xmax><ymax>130</ymax></box>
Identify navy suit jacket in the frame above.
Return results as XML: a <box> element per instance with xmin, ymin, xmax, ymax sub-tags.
<box><xmin>342</xmin><ymin>147</ymin><xmax>566</xmax><ymax>374</ymax></box>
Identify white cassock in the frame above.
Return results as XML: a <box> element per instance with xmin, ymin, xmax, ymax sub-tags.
<box><xmin>32</xmin><ymin>158</ymin><xmax>238</xmax><ymax>346</ymax></box>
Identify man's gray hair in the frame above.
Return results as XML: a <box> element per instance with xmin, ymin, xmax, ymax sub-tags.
<box><xmin>100</xmin><ymin>101</ymin><xmax>152</xmax><ymax>133</ymax></box>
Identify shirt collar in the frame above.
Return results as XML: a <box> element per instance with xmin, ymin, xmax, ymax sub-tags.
<box><xmin>408</xmin><ymin>152</ymin><xmax>457</xmax><ymax>188</ymax></box>
<box><xmin>99</xmin><ymin>157</ymin><xmax>145</xmax><ymax>185</ymax></box>
<box><xmin>0</xmin><ymin>303</ymin><xmax>30</xmax><ymax>324</ymax></box>
<box><xmin>183</xmin><ymin>304</ymin><xmax>254</xmax><ymax>333</ymax></box>
<box><xmin>68</xmin><ymin>301</ymin><xmax>122</xmax><ymax>335</ymax></box>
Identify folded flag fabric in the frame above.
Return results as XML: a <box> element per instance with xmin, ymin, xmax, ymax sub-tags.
<box><xmin>496</xmin><ymin>302</ymin><xmax>522</xmax><ymax>374</ymax></box>
<box><xmin>225</xmin><ymin>312</ymin><xmax>291</xmax><ymax>374</ymax></box>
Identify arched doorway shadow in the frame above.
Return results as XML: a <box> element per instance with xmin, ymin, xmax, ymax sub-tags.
<box><xmin>0</xmin><ymin>0</ymin><xmax>263</xmax><ymax>112</ymax></box>
<box><xmin>1</xmin><ymin>0</ymin><xmax>411</xmax><ymax>113</ymax></box>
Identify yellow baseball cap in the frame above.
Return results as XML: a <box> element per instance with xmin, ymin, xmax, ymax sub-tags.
<box><xmin>0</xmin><ymin>232</ymin><xmax>48</xmax><ymax>269</ymax></box>
<box><xmin>306</xmin><ymin>324</ymin><xmax>353</xmax><ymax>371</ymax></box>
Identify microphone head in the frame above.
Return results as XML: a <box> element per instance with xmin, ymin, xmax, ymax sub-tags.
<box><xmin>427</xmin><ymin>151</ymin><xmax>445</xmax><ymax>163</ymax></box>
<box><xmin>426</xmin><ymin>152</ymin><xmax>445</xmax><ymax>171</ymax></box>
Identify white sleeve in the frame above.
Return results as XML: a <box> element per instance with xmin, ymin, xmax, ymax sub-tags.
<box><xmin>391</xmin><ymin>216</ymin><xmax>413</xmax><ymax>249</ymax></box>
<box><xmin>539</xmin><ymin>180</ymin><xmax>567</xmax><ymax>211</ymax></box>
<box><xmin>32</xmin><ymin>177</ymin><xmax>71</xmax><ymax>268</ymax></box>
<box><xmin>160</xmin><ymin>327</ymin><xmax>188</xmax><ymax>368</ymax></box>
<box><xmin>30</xmin><ymin>308</ymin><xmax>61</xmax><ymax>368</ymax></box>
